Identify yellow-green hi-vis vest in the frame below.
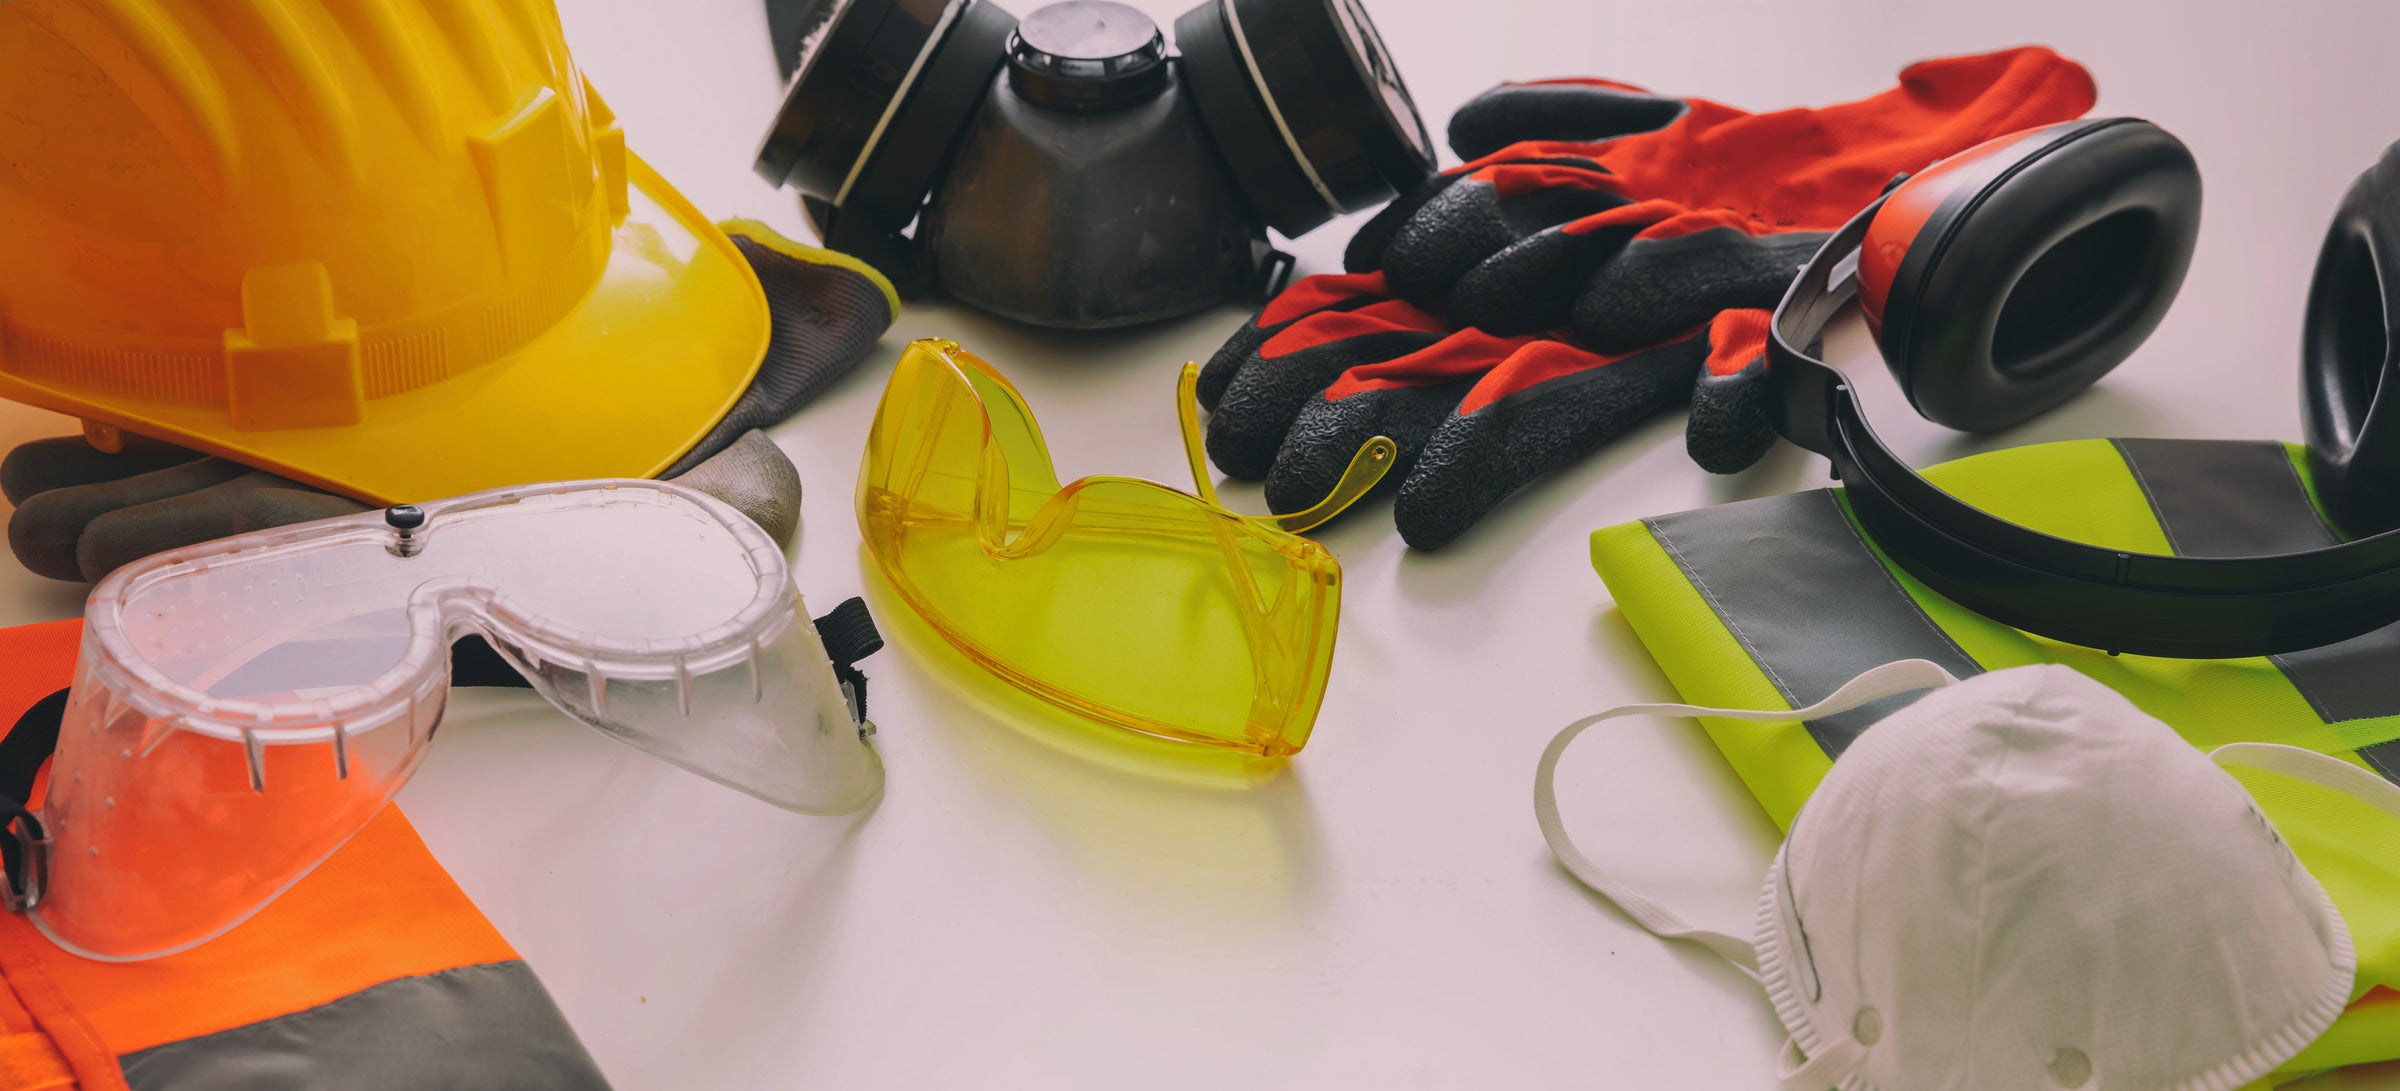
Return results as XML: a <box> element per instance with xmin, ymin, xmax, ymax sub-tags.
<box><xmin>1593</xmin><ymin>438</ymin><xmax>2400</xmax><ymax>1078</ymax></box>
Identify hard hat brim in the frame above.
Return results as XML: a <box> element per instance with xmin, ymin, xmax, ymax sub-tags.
<box><xmin>0</xmin><ymin>152</ymin><xmax>768</xmax><ymax>505</ymax></box>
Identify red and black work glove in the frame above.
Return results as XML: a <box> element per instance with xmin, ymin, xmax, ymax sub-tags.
<box><xmin>1198</xmin><ymin>47</ymin><xmax>2097</xmax><ymax>550</ymax></box>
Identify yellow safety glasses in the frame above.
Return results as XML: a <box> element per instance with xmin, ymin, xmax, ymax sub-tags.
<box><xmin>858</xmin><ymin>339</ymin><xmax>1393</xmax><ymax>756</ymax></box>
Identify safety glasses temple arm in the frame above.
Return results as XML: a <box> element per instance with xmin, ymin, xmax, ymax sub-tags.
<box><xmin>1177</xmin><ymin>362</ymin><xmax>1224</xmax><ymax>507</ymax></box>
<box><xmin>1176</xmin><ymin>362</ymin><xmax>1397</xmax><ymax>534</ymax></box>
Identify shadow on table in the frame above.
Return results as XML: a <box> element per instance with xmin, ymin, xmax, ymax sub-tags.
<box><xmin>406</xmin><ymin>687</ymin><xmax>882</xmax><ymax>1074</ymax></box>
<box><xmin>858</xmin><ymin>561</ymin><xmax>1328</xmax><ymax>915</ymax></box>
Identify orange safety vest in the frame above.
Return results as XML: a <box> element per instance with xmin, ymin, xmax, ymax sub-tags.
<box><xmin>0</xmin><ymin>618</ymin><xmax>608</xmax><ymax>1091</ymax></box>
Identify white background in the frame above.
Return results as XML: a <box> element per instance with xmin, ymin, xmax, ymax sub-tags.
<box><xmin>6</xmin><ymin>0</ymin><xmax>2400</xmax><ymax>1086</ymax></box>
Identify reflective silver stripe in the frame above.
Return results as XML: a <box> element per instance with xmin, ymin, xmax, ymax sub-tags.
<box><xmin>120</xmin><ymin>960</ymin><xmax>609</xmax><ymax>1091</ymax></box>
<box><xmin>2111</xmin><ymin>438</ymin><xmax>2400</xmax><ymax>777</ymax></box>
<box><xmin>1647</xmin><ymin>490</ymin><xmax>1982</xmax><ymax>758</ymax></box>
<box><xmin>2108</xmin><ymin>438</ymin><xmax>2333</xmax><ymax>557</ymax></box>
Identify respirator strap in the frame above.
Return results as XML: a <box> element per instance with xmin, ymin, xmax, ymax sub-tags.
<box><xmin>1532</xmin><ymin>658</ymin><xmax>1962</xmax><ymax>975</ymax></box>
<box><xmin>2213</xmin><ymin>742</ymin><xmax>2400</xmax><ymax>823</ymax></box>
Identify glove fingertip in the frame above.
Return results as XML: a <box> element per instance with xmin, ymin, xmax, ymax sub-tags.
<box><xmin>7</xmin><ymin>494</ymin><xmax>89</xmax><ymax>582</ymax></box>
<box><xmin>670</xmin><ymin>430</ymin><xmax>803</xmax><ymax>547</ymax></box>
<box><xmin>1343</xmin><ymin>217</ymin><xmax>1392</xmax><ymax>275</ymax></box>
<box><xmin>73</xmin><ymin>506</ymin><xmax>181</xmax><ymax>585</ymax></box>
<box><xmin>1391</xmin><ymin>480</ymin><xmax>1471</xmax><ymax>552</ymax></box>
<box><xmin>71</xmin><ymin>470</ymin><xmax>313</xmax><ymax>581</ymax></box>
<box><xmin>1382</xmin><ymin>184</ymin><xmax>1515</xmax><ymax>305</ymax></box>
<box><xmin>2</xmin><ymin>434</ymin><xmax>207</xmax><ymax>506</ymax></box>
<box><xmin>1449</xmin><ymin>227</ymin><xmax>1619</xmax><ymax>335</ymax></box>
<box><xmin>1396</xmin><ymin>336</ymin><xmax>1707</xmax><ymax>549</ymax></box>
<box><xmin>1262</xmin><ymin>382</ymin><xmax>1455</xmax><ymax>517</ymax></box>
<box><xmin>1195</xmin><ymin>326</ymin><xmax>1267</xmax><ymax>412</ymax></box>
<box><xmin>1346</xmin><ymin>172</ymin><xmax>1456</xmax><ymax>274</ymax></box>
<box><xmin>1572</xmin><ymin>230</ymin><xmax>1827</xmax><ymax>354</ymax></box>
<box><xmin>1447</xmin><ymin>83</ymin><xmax>1689</xmax><ymax>161</ymax></box>
<box><xmin>1687</xmin><ymin>356</ymin><xmax>1779</xmax><ymax>474</ymax></box>
<box><xmin>0</xmin><ymin>442</ymin><xmax>53</xmax><ymax>506</ymax></box>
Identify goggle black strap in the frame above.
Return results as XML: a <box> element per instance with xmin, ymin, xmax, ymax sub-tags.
<box><xmin>812</xmin><ymin>597</ymin><xmax>885</xmax><ymax>729</ymax></box>
<box><xmin>0</xmin><ymin>690</ymin><xmax>64</xmax><ymax>912</ymax></box>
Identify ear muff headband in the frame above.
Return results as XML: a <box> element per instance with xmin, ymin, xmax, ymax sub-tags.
<box><xmin>1770</xmin><ymin>122</ymin><xmax>2400</xmax><ymax>659</ymax></box>
<box><xmin>2304</xmin><ymin>142</ymin><xmax>2400</xmax><ymax>537</ymax></box>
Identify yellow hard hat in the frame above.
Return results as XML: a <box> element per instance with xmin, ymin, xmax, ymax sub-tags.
<box><xmin>0</xmin><ymin>0</ymin><xmax>767</xmax><ymax>504</ymax></box>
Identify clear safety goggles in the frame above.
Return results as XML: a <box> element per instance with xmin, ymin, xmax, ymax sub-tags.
<box><xmin>857</xmin><ymin>338</ymin><xmax>1391</xmax><ymax>756</ymax></box>
<box><xmin>10</xmin><ymin>479</ymin><xmax>882</xmax><ymax>961</ymax></box>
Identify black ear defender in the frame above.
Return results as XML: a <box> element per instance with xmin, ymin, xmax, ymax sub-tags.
<box><xmin>754</xmin><ymin>0</ymin><xmax>1435</xmax><ymax>330</ymax></box>
<box><xmin>1770</xmin><ymin>124</ymin><xmax>2400</xmax><ymax>659</ymax></box>
<box><xmin>2303</xmin><ymin>144</ymin><xmax>2400</xmax><ymax>538</ymax></box>
<box><xmin>1852</xmin><ymin>118</ymin><xmax>2202</xmax><ymax>431</ymax></box>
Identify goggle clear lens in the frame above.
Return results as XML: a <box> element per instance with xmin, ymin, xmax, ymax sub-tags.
<box><xmin>37</xmin><ymin>480</ymin><xmax>879</xmax><ymax>960</ymax></box>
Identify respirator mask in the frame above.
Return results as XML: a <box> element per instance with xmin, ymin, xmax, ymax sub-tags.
<box><xmin>1537</xmin><ymin>661</ymin><xmax>2400</xmax><ymax>1089</ymax></box>
<box><xmin>756</xmin><ymin>0</ymin><xmax>1435</xmax><ymax>329</ymax></box>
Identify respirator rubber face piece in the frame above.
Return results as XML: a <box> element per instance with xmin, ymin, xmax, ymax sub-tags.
<box><xmin>34</xmin><ymin>480</ymin><xmax>880</xmax><ymax>961</ymax></box>
<box><xmin>1758</xmin><ymin>666</ymin><xmax>2355</xmax><ymax>1091</ymax></box>
<box><xmin>758</xmin><ymin>0</ymin><xmax>1435</xmax><ymax>243</ymax></box>
<box><xmin>857</xmin><ymin>339</ymin><xmax>1357</xmax><ymax>757</ymax></box>
<box><xmin>1858</xmin><ymin>118</ymin><xmax>2203</xmax><ymax>433</ymax></box>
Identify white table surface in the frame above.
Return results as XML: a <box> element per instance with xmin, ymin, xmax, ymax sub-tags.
<box><xmin>7</xmin><ymin>1</ymin><xmax>2400</xmax><ymax>1087</ymax></box>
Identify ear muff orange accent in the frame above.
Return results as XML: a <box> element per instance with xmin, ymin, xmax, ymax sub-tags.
<box><xmin>1862</xmin><ymin>118</ymin><xmax>2202</xmax><ymax>431</ymax></box>
<box><xmin>1855</xmin><ymin>124</ymin><xmax>2080</xmax><ymax>335</ymax></box>
<box><xmin>2303</xmin><ymin>142</ymin><xmax>2400</xmax><ymax>537</ymax></box>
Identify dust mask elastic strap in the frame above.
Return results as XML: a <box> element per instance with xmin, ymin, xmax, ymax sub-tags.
<box><xmin>2211</xmin><ymin>741</ymin><xmax>2400</xmax><ymax>822</ymax></box>
<box><xmin>1531</xmin><ymin>658</ymin><xmax>1960</xmax><ymax>974</ymax></box>
<box><xmin>1533</xmin><ymin>659</ymin><xmax>1957</xmax><ymax>1091</ymax></box>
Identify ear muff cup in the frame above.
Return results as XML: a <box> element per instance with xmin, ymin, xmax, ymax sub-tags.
<box><xmin>2303</xmin><ymin>139</ymin><xmax>2400</xmax><ymax>536</ymax></box>
<box><xmin>1875</xmin><ymin>118</ymin><xmax>2202</xmax><ymax>432</ymax></box>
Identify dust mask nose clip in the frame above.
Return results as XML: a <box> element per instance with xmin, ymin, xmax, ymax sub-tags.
<box><xmin>1537</xmin><ymin>661</ymin><xmax>2393</xmax><ymax>1090</ymax></box>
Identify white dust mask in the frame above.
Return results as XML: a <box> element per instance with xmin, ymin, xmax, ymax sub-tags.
<box><xmin>1535</xmin><ymin>661</ymin><xmax>2399</xmax><ymax>1090</ymax></box>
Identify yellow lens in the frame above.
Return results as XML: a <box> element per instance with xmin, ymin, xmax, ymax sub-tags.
<box><xmin>859</xmin><ymin>340</ymin><xmax>1341</xmax><ymax>755</ymax></box>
